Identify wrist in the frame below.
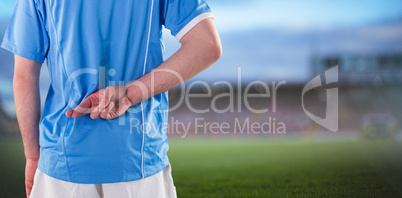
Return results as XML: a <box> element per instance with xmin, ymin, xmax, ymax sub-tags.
<box><xmin>26</xmin><ymin>156</ymin><xmax>39</xmax><ymax>162</ymax></box>
<box><xmin>24</xmin><ymin>147</ymin><xmax>40</xmax><ymax>162</ymax></box>
<box><xmin>125</xmin><ymin>83</ymin><xmax>144</xmax><ymax>106</ymax></box>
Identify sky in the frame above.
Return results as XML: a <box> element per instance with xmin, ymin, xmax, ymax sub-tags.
<box><xmin>160</xmin><ymin>0</ymin><xmax>402</xmax><ymax>83</ymax></box>
<box><xmin>1</xmin><ymin>0</ymin><xmax>401</xmax><ymax>83</ymax></box>
<box><xmin>1</xmin><ymin>0</ymin><xmax>402</xmax><ymax>31</ymax></box>
<box><xmin>210</xmin><ymin>0</ymin><xmax>402</xmax><ymax>32</ymax></box>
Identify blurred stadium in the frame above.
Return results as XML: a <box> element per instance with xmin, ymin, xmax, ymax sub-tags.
<box><xmin>1</xmin><ymin>0</ymin><xmax>402</xmax><ymax>197</ymax></box>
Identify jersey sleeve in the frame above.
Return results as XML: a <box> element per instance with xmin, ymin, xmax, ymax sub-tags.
<box><xmin>163</xmin><ymin>0</ymin><xmax>214</xmax><ymax>42</ymax></box>
<box><xmin>1</xmin><ymin>0</ymin><xmax>49</xmax><ymax>63</ymax></box>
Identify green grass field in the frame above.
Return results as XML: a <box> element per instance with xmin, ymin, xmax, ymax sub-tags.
<box><xmin>1</xmin><ymin>138</ymin><xmax>402</xmax><ymax>197</ymax></box>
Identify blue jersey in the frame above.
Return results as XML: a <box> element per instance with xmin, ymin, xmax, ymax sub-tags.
<box><xmin>2</xmin><ymin>0</ymin><xmax>212</xmax><ymax>184</ymax></box>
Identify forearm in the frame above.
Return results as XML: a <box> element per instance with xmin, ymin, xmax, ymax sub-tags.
<box><xmin>13</xmin><ymin>55</ymin><xmax>42</xmax><ymax>160</ymax></box>
<box><xmin>67</xmin><ymin>19</ymin><xmax>222</xmax><ymax>120</ymax></box>
<box><xmin>125</xmin><ymin>42</ymin><xmax>219</xmax><ymax>104</ymax></box>
<box><xmin>125</xmin><ymin>18</ymin><xmax>222</xmax><ymax>105</ymax></box>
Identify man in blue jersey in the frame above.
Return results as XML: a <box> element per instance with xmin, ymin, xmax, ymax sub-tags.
<box><xmin>2</xmin><ymin>0</ymin><xmax>221</xmax><ymax>197</ymax></box>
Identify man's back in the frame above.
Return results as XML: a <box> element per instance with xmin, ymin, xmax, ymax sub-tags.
<box><xmin>2</xmin><ymin>0</ymin><xmax>213</xmax><ymax>184</ymax></box>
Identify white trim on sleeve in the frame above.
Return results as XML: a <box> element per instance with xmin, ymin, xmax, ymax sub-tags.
<box><xmin>175</xmin><ymin>12</ymin><xmax>214</xmax><ymax>42</ymax></box>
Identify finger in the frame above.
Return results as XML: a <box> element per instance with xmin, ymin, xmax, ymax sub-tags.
<box><xmin>66</xmin><ymin>109</ymin><xmax>73</xmax><ymax>117</ymax></box>
<box><xmin>71</xmin><ymin>92</ymin><xmax>101</xmax><ymax>118</ymax></box>
<box><xmin>26</xmin><ymin>186</ymin><xmax>31</xmax><ymax>198</ymax></box>
<box><xmin>109</xmin><ymin>97</ymin><xmax>131</xmax><ymax>119</ymax></box>
<box><xmin>98</xmin><ymin>87</ymin><xmax>116</xmax><ymax>113</ymax></box>
<box><xmin>25</xmin><ymin>182</ymin><xmax>32</xmax><ymax>198</ymax></box>
<box><xmin>71</xmin><ymin>103</ymin><xmax>93</xmax><ymax>118</ymax></box>
<box><xmin>90</xmin><ymin>106</ymin><xmax>102</xmax><ymax>120</ymax></box>
<box><xmin>101</xmin><ymin>101</ymin><xmax>115</xmax><ymax>119</ymax></box>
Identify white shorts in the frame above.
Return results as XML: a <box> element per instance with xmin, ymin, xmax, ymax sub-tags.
<box><xmin>30</xmin><ymin>164</ymin><xmax>177</xmax><ymax>198</ymax></box>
